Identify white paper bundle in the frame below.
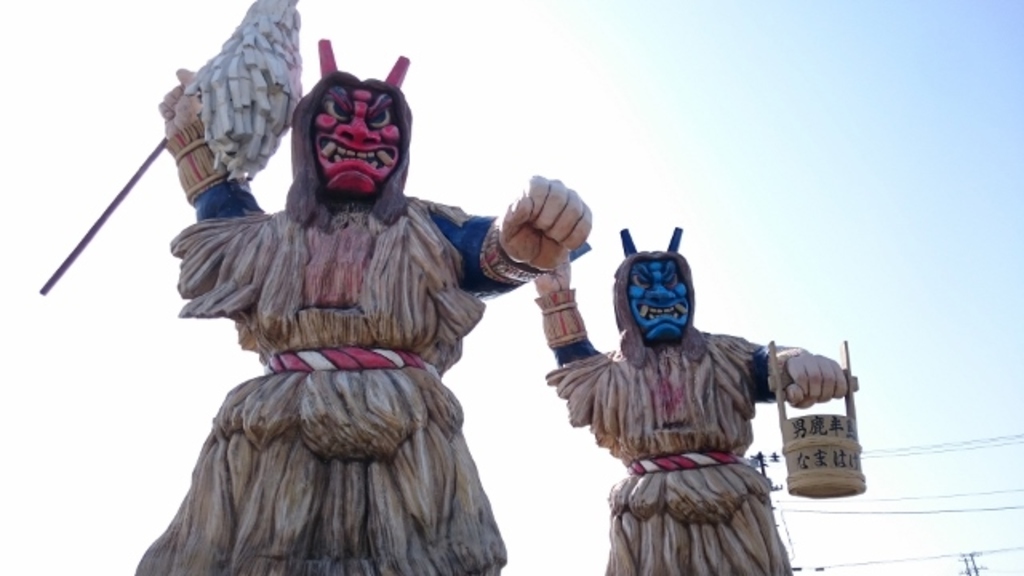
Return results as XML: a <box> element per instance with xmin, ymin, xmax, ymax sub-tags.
<box><xmin>187</xmin><ymin>0</ymin><xmax>302</xmax><ymax>182</ymax></box>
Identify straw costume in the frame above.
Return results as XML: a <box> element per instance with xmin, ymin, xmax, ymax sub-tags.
<box><xmin>534</xmin><ymin>229</ymin><xmax>846</xmax><ymax>576</ymax></box>
<box><xmin>138</xmin><ymin>34</ymin><xmax>591</xmax><ymax>576</ymax></box>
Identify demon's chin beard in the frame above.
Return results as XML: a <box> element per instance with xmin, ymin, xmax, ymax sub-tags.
<box><xmin>313</xmin><ymin>168</ymin><xmax>382</xmax><ymax>213</ymax></box>
<box><xmin>315</xmin><ymin>188</ymin><xmax>377</xmax><ymax>212</ymax></box>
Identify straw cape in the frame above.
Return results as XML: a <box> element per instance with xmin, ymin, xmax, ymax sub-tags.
<box><xmin>137</xmin><ymin>46</ymin><xmax>508</xmax><ymax>576</ymax></box>
<box><xmin>539</xmin><ymin>250</ymin><xmax>795</xmax><ymax>575</ymax></box>
<box><xmin>136</xmin><ymin>198</ymin><xmax>507</xmax><ymax>575</ymax></box>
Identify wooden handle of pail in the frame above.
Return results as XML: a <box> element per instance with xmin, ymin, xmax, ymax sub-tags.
<box><xmin>841</xmin><ymin>340</ymin><xmax>858</xmax><ymax>422</ymax></box>
<box><xmin>768</xmin><ymin>341</ymin><xmax>789</xmax><ymax>437</ymax></box>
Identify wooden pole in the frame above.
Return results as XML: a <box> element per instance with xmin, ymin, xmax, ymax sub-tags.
<box><xmin>39</xmin><ymin>138</ymin><xmax>168</xmax><ymax>296</ymax></box>
<box><xmin>769</xmin><ymin>341</ymin><xmax>789</xmax><ymax>436</ymax></box>
<box><xmin>840</xmin><ymin>340</ymin><xmax>858</xmax><ymax>422</ymax></box>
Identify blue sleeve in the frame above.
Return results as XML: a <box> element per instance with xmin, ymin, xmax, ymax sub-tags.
<box><xmin>194</xmin><ymin>181</ymin><xmax>264</xmax><ymax>221</ymax></box>
<box><xmin>430</xmin><ymin>213</ymin><xmax>524</xmax><ymax>300</ymax></box>
<box><xmin>553</xmin><ymin>340</ymin><xmax>601</xmax><ymax>367</ymax></box>
<box><xmin>752</xmin><ymin>346</ymin><xmax>776</xmax><ymax>403</ymax></box>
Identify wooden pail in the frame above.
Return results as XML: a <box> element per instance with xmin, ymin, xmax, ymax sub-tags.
<box><xmin>769</xmin><ymin>341</ymin><xmax>866</xmax><ymax>499</ymax></box>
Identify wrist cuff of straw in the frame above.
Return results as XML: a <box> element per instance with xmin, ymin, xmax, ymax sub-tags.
<box><xmin>480</xmin><ymin>224</ymin><xmax>546</xmax><ymax>285</ymax></box>
<box><xmin>166</xmin><ymin>120</ymin><xmax>228</xmax><ymax>205</ymax></box>
<box><xmin>535</xmin><ymin>289</ymin><xmax>588</xmax><ymax>347</ymax></box>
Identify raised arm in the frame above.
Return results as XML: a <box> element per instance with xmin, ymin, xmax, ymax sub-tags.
<box><xmin>159</xmin><ymin>69</ymin><xmax>264</xmax><ymax>221</ymax></box>
<box><xmin>533</xmin><ymin>261</ymin><xmax>600</xmax><ymax>366</ymax></box>
<box><xmin>431</xmin><ymin>176</ymin><xmax>592</xmax><ymax>299</ymax></box>
<box><xmin>429</xmin><ymin>213</ymin><xmax>540</xmax><ymax>299</ymax></box>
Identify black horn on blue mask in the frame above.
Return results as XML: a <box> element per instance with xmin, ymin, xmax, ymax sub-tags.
<box><xmin>667</xmin><ymin>227</ymin><xmax>683</xmax><ymax>252</ymax></box>
<box><xmin>620</xmin><ymin>227</ymin><xmax>684</xmax><ymax>256</ymax></box>
<box><xmin>621</xmin><ymin>229</ymin><xmax>638</xmax><ymax>257</ymax></box>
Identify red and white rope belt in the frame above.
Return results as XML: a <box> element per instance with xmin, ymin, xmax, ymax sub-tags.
<box><xmin>628</xmin><ymin>451</ymin><xmax>748</xmax><ymax>476</ymax></box>
<box><xmin>264</xmin><ymin>347</ymin><xmax>439</xmax><ymax>378</ymax></box>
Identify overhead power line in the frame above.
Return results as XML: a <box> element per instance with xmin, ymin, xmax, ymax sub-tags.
<box><xmin>755</xmin><ymin>433</ymin><xmax>1024</xmax><ymax>471</ymax></box>
<box><xmin>781</xmin><ymin>504</ymin><xmax>1024</xmax><ymax>515</ymax></box>
<box><xmin>805</xmin><ymin>545</ymin><xmax>1024</xmax><ymax>571</ymax></box>
<box><xmin>776</xmin><ymin>487</ymin><xmax>1024</xmax><ymax>504</ymax></box>
<box><xmin>863</xmin><ymin>433</ymin><xmax>1024</xmax><ymax>459</ymax></box>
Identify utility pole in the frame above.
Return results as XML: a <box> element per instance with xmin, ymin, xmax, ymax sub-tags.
<box><xmin>750</xmin><ymin>450</ymin><xmax>784</xmax><ymax>492</ymax></box>
<box><xmin>960</xmin><ymin>552</ymin><xmax>986</xmax><ymax>575</ymax></box>
<box><xmin>751</xmin><ymin>450</ymin><xmax>786</xmax><ymax>537</ymax></box>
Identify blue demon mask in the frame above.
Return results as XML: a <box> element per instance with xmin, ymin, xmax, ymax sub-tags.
<box><xmin>627</xmin><ymin>258</ymin><xmax>690</xmax><ymax>343</ymax></box>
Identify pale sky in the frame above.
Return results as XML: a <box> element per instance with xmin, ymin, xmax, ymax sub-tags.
<box><xmin>4</xmin><ymin>1</ymin><xmax>1024</xmax><ymax>574</ymax></box>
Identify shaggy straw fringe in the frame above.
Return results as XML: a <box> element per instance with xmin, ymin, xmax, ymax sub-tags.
<box><xmin>140</xmin><ymin>199</ymin><xmax>505</xmax><ymax>575</ymax></box>
<box><xmin>548</xmin><ymin>334</ymin><xmax>793</xmax><ymax>575</ymax></box>
<box><xmin>137</xmin><ymin>368</ymin><xmax>505</xmax><ymax>576</ymax></box>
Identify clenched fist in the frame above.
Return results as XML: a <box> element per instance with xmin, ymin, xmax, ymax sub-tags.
<box><xmin>784</xmin><ymin>353</ymin><xmax>850</xmax><ymax>409</ymax></box>
<box><xmin>159</xmin><ymin>69</ymin><xmax>202</xmax><ymax>139</ymax></box>
<box><xmin>500</xmin><ymin>176</ymin><xmax>592</xmax><ymax>270</ymax></box>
